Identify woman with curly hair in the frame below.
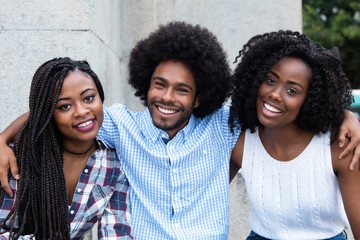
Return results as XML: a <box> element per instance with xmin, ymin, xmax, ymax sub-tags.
<box><xmin>229</xmin><ymin>31</ymin><xmax>360</xmax><ymax>239</ymax></box>
<box><xmin>0</xmin><ymin>57</ymin><xmax>132</xmax><ymax>239</ymax></box>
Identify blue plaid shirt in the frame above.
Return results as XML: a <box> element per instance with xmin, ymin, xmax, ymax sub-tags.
<box><xmin>0</xmin><ymin>139</ymin><xmax>132</xmax><ymax>240</ymax></box>
<box><xmin>98</xmin><ymin>104</ymin><xmax>240</xmax><ymax>240</ymax></box>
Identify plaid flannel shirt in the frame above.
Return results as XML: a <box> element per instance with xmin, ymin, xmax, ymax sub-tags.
<box><xmin>0</xmin><ymin>139</ymin><xmax>132</xmax><ymax>239</ymax></box>
<box><xmin>98</xmin><ymin>104</ymin><xmax>240</xmax><ymax>240</ymax></box>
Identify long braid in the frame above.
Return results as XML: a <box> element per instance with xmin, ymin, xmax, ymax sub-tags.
<box><xmin>0</xmin><ymin>57</ymin><xmax>104</xmax><ymax>239</ymax></box>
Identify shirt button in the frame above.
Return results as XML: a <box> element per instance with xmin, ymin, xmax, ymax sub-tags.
<box><xmin>172</xmin><ymin>168</ymin><xmax>178</xmax><ymax>173</ymax></box>
<box><xmin>174</xmin><ymin>223</ymin><xmax>180</xmax><ymax>228</ymax></box>
<box><xmin>174</xmin><ymin>196</ymin><xmax>179</xmax><ymax>201</ymax></box>
<box><xmin>84</xmin><ymin>169</ymin><xmax>89</xmax><ymax>173</ymax></box>
<box><xmin>70</xmin><ymin>210</ymin><xmax>75</xmax><ymax>214</ymax></box>
<box><xmin>77</xmin><ymin>188</ymin><xmax>82</xmax><ymax>193</ymax></box>
<box><xmin>203</xmin><ymin>150</ymin><xmax>207</xmax><ymax>154</ymax></box>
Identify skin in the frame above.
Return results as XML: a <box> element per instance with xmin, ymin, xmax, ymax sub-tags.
<box><xmin>54</xmin><ymin>70</ymin><xmax>103</xmax><ymax>151</ymax></box>
<box><xmin>332</xmin><ymin>138</ymin><xmax>360</xmax><ymax>239</ymax></box>
<box><xmin>1</xmin><ymin>59</ymin><xmax>360</xmax><ymax>197</ymax></box>
<box><xmin>230</xmin><ymin>57</ymin><xmax>360</xmax><ymax>238</ymax></box>
<box><xmin>54</xmin><ymin>70</ymin><xmax>103</xmax><ymax>204</ymax></box>
<box><xmin>147</xmin><ymin>60</ymin><xmax>200</xmax><ymax>139</ymax></box>
<box><xmin>257</xmin><ymin>57</ymin><xmax>310</xmax><ymax>133</ymax></box>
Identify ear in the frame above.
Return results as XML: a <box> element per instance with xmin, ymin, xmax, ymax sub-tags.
<box><xmin>194</xmin><ymin>95</ymin><xmax>201</xmax><ymax>108</ymax></box>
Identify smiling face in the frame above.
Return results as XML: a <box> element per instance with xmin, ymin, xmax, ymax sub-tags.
<box><xmin>256</xmin><ymin>57</ymin><xmax>311</xmax><ymax>130</ymax></box>
<box><xmin>147</xmin><ymin>60</ymin><xmax>200</xmax><ymax>139</ymax></box>
<box><xmin>53</xmin><ymin>70</ymin><xmax>103</xmax><ymax>148</ymax></box>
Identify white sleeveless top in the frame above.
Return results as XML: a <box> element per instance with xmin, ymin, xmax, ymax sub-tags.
<box><xmin>241</xmin><ymin>128</ymin><xmax>349</xmax><ymax>239</ymax></box>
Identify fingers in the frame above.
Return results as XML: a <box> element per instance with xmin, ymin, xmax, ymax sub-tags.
<box><xmin>0</xmin><ymin>148</ymin><xmax>19</xmax><ymax>198</ymax></box>
<box><xmin>0</xmin><ymin>168</ymin><xmax>13</xmax><ymax>197</ymax></box>
<box><xmin>9</xmin><ymin>156</ymin><xmax>19</xmax><ymax>180</ymax></box>
<box><xmin>337</xmin><ymin>122</ymin><xmax>351</xmax><ymax>149</ymax></box>
<box><xmin>349</xmin><ymin>144</ymin><xmax>360</xmax><ymax>171</ymax></box>
<box><xmin>338</xmin><ymin>142</ymin><xmax>353</xmax><ymax>160</ymax></box>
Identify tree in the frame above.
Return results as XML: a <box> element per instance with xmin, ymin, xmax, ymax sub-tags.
<box><xmin>303</xmin><ymin>0</ymin><xmax>360</xmax><ymax>88</ymax></box>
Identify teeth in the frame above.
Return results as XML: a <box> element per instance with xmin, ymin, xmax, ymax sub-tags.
<box><xmin>158</xmin><ymin>107</ymin><xmax>176</xmax><ymax>115</ymax></box>
<box><xmin>264</xmin><ymin>103</ymin><xmax>281</xmax><ymax>113</ymax></box>
<box><xmin>76</xmin><ymin>120</ymin><xmax>93</xmax><ymax>128</ymax></box>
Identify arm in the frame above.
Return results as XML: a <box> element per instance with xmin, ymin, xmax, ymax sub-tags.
<box><xmin>97</xmin><ymin>106</ymin><xmax>124</xmax><ymax>149</ymax></box>
<box><xmin>98</xmin><ymin>171</ymin><xmax>133</xmax><ymax>239</ymax></box>
<box><xmin>338</xmin><ymin>110</ymin><xmax>360</xmax><ymax>170</ymax></box>
<box><xmin>0</xmin><ymin>112</ymin><xmax>29</xmax><ymax>197</ymax></box>
<box><xmin>229</xmin><ymin>160</ymin><xmax>240</xmax><ymax>183</ymax></box>
<box><xmin>229</xmin><ymin>132</ymin><xmax>245</xmax><ymax>183</ymax></box>
<box><xmin>332</xmin><ymin>140</ymin><xmax>360</xmax><ymax>239</ymax></box>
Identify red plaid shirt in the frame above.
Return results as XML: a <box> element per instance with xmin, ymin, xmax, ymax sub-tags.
<box><xmin>0</xmin><ymin>139</ymin><xmax>132</xmax><ymax>239</ymax></box>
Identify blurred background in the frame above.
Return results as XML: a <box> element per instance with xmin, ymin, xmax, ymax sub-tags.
<box><xmin>0</xmin><ymin>0</ymin><xmax>357</xmax><ymax>239</ymax></box>
<box><xmin>303</xmin><ymin>0</ymin><xmax>360</xmax><ymax>89</ymax></box>
<box><xmin>303</xmin><ymin>0</ymin><xmax>360</xmax><ymax>120</ymax></box>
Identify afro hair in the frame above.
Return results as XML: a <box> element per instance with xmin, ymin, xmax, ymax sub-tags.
<box><xmin>128</xmin><ymin>21</ymin><xmax>231</xmax><ymax>118</ymax></box>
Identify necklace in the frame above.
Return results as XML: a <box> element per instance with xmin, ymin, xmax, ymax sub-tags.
<box><xmin>63</xmin><ymin>142</ymin><xmax>94</xmax><ymax>155</ymax></box>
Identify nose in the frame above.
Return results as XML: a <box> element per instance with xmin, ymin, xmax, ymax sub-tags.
<box><xmin>162</xmin><ymin>88</ymin><xmax>175</xmax><ymax>103</ymax></box>
<box><xmin>74</xmin><ymin>103</ymin><xmax>89</xmax><ymax>117</ymax></box>
<box><xmin>269</xmin><ymin>87</ymin><xmax>282</xmax><ymax>102</ymax></box>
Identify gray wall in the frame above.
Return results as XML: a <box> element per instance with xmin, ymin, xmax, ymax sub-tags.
<box><xmin>0</xmin><ymin>1</ymin><xmax>302</xmax><ymax>239</ymax></box>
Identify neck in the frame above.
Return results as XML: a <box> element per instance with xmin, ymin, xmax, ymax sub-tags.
<box><xmin>63</xmin><ymin>140</ymin><xmax>96</xmax><ymax>156</ymax></box>
<box><xmin>260</xmin><ymin>124</ymin><xmax>311</xmax><ymax>142</ymax></box>
<box><xmin>259</xmin><ymin>125</ymin><xmax>314</xmax><ymax>161</ymax></box>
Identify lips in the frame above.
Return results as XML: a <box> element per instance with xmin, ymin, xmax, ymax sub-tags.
<box><xmin>73</xmin><ymin>119</ymin><xmax>95</xmax><ymax>131</ymax></box>
<box><xmin>264</xmin><ymin>102</ymin><xmax>282</xmax><ymax>113</ymax></box>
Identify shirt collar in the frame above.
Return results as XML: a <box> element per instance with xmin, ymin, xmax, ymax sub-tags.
<box><xmin>141</xmin><ymin>107</ymin><xmax>197</xmax><ymax>143</ymax></box>
<box><xmin>95</xmin><ymin>138</ymin><xmax>108</xmax><ymax>149</ymax></box>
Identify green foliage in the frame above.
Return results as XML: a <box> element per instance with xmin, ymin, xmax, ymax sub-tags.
<box><xmin>303</xmin><ymin>0</ymin><xmax>360</xmax><ymax>88</ymax></box>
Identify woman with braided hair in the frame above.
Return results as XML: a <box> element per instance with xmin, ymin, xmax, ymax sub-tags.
<box><xmin>229</xmin><ymin>31</ymin><xmax>360</xmax><ymax>239</ymax></box>
<box><xmin>0</xmin><ymin>57</ymin><xmax>132</xmax><ymax>239</ymax></box>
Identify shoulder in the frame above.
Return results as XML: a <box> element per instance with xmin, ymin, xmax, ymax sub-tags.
<box><xmin>104</xmin><ymin>103</ymin><xmax>131</xmax><ymax>117</ymax></box>
<box><xmin>95</xmin><ymin>139</ymin><xmax>119</xmax><ymax>160</ymax></box>
<box><xmin>103</xmin><ymin>104</ymin><xmax>144</xmax><ymax>127</ymax></box>
<box><xmin>197</xmin><ymin>105</ymin><xmax>240</xmax><ymax>137</ymax></box>
<box><xmin>203</xmin><ymin>105</ymin><xmax>230</xmax><ymax>120</ymax></box>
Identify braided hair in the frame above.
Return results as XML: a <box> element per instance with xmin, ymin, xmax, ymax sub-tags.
<box><xmin>229</xmin><ymin>30</ymin><xmax>353</xmax><ymax>141</ymax></box>
<box><xmin>0</xmin><ymin>57</ymin><xmax>104</xmax><ymax>239</ymax></box>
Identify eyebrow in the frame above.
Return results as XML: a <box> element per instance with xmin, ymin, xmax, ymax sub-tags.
<box><xmin>268</xmin><ymin>71</ymin><xmax>279</xmax><ymax>79</ymax></box>
<box><xmin>57</xmin><ymin>88</ymin><xmax>96</xmax><ymax>102</ymax></box>
<box><xmin>267</xmin><ymin>71</ymin><xmax>304</xmax><ymax>90</ymax></box>
<box><xmin>152</xmin><ymin>76</ymin><xmax>193</xmax><ymax>91</ymax></box>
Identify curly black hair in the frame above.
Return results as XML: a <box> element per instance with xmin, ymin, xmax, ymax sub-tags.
<box><xmin>128</xmin><ymin>21</ymin><xmax>231</xmax><ymax>118</ymax></box>
<box><xmin>229</xmin><ymin>30</ymin><xmax>353</xmax><ymax>140</ymax></box>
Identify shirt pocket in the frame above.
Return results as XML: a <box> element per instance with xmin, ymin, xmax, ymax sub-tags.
<box><xmin>82</xmin><ymin>184</ymin><xmax>114</xmax><ymax>222</ymax></box>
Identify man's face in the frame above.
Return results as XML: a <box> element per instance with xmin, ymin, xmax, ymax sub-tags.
<box><xmin>147</xmin><ymin>60</ymin><xmax>200</xmax><ymax>139</ymax></box>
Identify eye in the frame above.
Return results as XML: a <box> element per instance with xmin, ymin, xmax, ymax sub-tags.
<box><xmin>266</xmin><ymin>77</ymin><xmax>276</xmax><ymax>85</ymax></box>
<box><xmin>177</xmin><ymin>88</ymin><xmax>189</xmax><ymax>93</ymax></box>
<box><xmin>84</xmin><ymin>95</ymin><xmax>95</xmax><ymax>102</ymax></box>
<box><xmin>58</xmin><ymin>104</ymin><xmax>71</xmax><ymax>111</ymax></box>
<box><xmin>154</xmin><ymin>81</ymin><xmax>165</xmax><ymax>88</ymax></box>
<box><xmin>287</xmin><ymin>88</ymin><xmax>297</xmax><ymax>95</ymax></box>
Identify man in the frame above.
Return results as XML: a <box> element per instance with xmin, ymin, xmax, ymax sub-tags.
<box><xmin>1</xmin><ymin>22</ymin><xmax>360</xmax><ymax>239</ymax></box>
<box><xmin>98</xmin><ymin>22</ymin><xmax>236</xmax><ymax>239</ymax></box>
